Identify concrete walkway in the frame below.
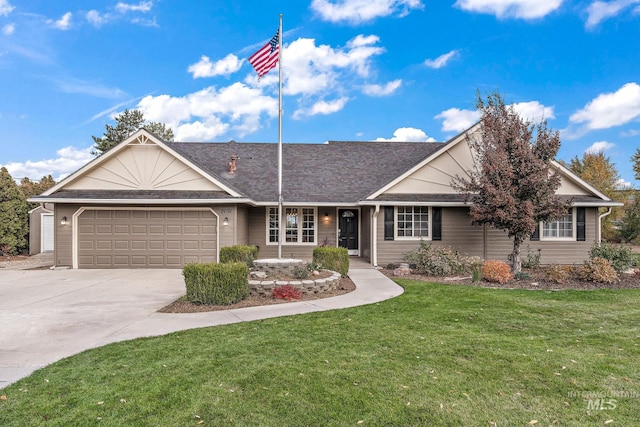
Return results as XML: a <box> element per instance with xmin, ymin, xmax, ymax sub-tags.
<box><xmin>0</xmin><ymin>260</ymin><xmax>402</xmax><ymax>388</ymax></box>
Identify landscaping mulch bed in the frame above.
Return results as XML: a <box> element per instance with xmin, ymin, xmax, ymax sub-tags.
<box><xmin>382</xmin><ymin>266</ymin><xmax>640</xmax><ymax>290</ymax></box>
<box><xmin>159</xmin><ymin>277</ymin><xmax>356</xmax><ymax>313</ymax></box>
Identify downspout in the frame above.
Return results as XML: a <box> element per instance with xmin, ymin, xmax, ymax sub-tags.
<box><xmin>598</xmin><ymin>207</ymin><xmax>612</xmax><ymax>244</ymax></box>
<box><xmin>372</xmin><ymin>205</ymin><xmax>380</xmax><ymax>267</ymax></box>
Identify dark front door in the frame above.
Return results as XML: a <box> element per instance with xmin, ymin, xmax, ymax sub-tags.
<box><xmin>338</xmin><ymin>209</ymin><xmax>358</xmax><ymax>254</ymax></box>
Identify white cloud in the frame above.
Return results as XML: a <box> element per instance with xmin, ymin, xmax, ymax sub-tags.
<box><xmin>116</xmin><ymin>1</ymin><xmax>153</xmax><ymax>14</ymax></box>
<box><xmin>435</xmin><ymin>101</ymin><xmax>553</xmax><ymax>133</ymax></box>
<box><xmin>188</xmin><ymin>54</ymin><xmax>244</xmax><ymax>78</ymax></box>
<box><xmin>294</xmin><ymin>97</ymin><xmax>349</xmax><ymax>119</ymax></box>
<box><xmin>137</xmin><ymin>82</ymin><xmax>278</xmax><ymax>141</ymax></box>
<box><xmin>1</xmin><ymin>146</ymin><xmax>93</xmax><ymax>181</ymax></box>
<box><xmin>435</xmin><ymin>108</ymin><xmax>481</xmax><ymax>132</ymax></box>
<box><xmin>375</xmin><ymin>127</ymin><xmax>436</xmax><ymax>142</ymax></box>
<box><xmin>86</xmin><ymin>10</ymin><xmax>110</xmax><ymax>27</ymax></box>
<box><xmin>585</xmin><ymin>141</ymin><xmax>615</xmax><ymax>154</ymax></box>
<box><xmin>362</xmin><ymin>79</ymin><xmax>402</xmax><ymax>96</ymax></box>
<box><xmin>616</xmin><ymin>178</ymin><xmax>632</xmax><ymax>189</ymax></box>
<box><xmin>424</xmin><ymin>50</ymin><xmax>459</xmax><ymax>69</ymax></box>
<box><xmin>48</xmin><ymin>12</ymin><xmax>73</xmax><ymax>30</ymax></box>
<box><xmin>0</xmin><ymin>0</ymin><xmax>14</xmax><ymax>17</ymax></box>
<box><xmin>570</xmin><ymin>82</ymin><xmax>640</xmax><ymax>130</ymax></box>
<box><xmin>512</xmin><ymin>101</ymin><xmax>555</xmax><ymax>122</ymax></box>
<box><xmin>585</xmin><ymin>0</ymin><xmax>640</xmax><ymax>29</ymax></box>
<box><xmin>283</xmin><ymin>35</ymin><xmax>385</xmax><ymax>97</ymax></box>
<box><xmin>454</xmin><ymin>0</ymin><xmax>563</xmax><ymax>19</ymax></box>
<box><xmin>311</xmin><ymin>0</ymin><xmax>423</xmax><ymax>24</ymax></box>
<box><xmin>2</xmin><ymin>22</ymin><xmax>14</xmax><ymax>35</ymax></box>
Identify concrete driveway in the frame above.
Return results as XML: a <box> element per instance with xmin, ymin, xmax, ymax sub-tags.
<box><xmin>0</xmin><ymin>269</ymin><xmax>185</xmax><ymax>388</ymax></box>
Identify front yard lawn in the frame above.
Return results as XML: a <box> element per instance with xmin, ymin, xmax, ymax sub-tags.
<box><xmin>1</xmin><ymin>281</ymin><xmax>639</xmax><ymax>426</ymax></box>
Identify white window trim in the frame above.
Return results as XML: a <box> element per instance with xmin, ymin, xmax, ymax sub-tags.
<box><xmin>540</xmin><ymin>208</ymin><xmax>576</xmax><ymax>241</ymax></box>
<box><xmin>394</xmin><ymin>206</ymin><xmax>432</xmax><ymax>241</ymax></box>
<box><xmin>266</xmin><ymin>207</ymin><xmax>318</xmax><ymax>245</ymax></box>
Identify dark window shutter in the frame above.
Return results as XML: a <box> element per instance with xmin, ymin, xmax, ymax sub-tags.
<box><xmin>531</xmin><ymin>224</ymin><xmax>540</xmax><ymax>241</ymax></box>
<box><xmin>576</xmin><ymin>207</ymin><xmax>586</xmax><ymax>241</ymax></box>
<box><xmin>384</xmin><ymin>207</ymin><xmax>394</xmax><ymax>241</ymax></box>
<box><xmin>432</xmin><ymin>207</ymin><xmax>442</xmax><ymax>241</ymax></box>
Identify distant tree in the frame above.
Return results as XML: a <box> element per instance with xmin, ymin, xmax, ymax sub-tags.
<box><xmin>619</xmin><ymin>196</ymin><xmax>640</xmax><ymax>243</ymax></box>
<box><xmin>568</xmin><ymin>151</ymin><xmax>624</xmax><ymax>241</ymax></box>
<box><xmin>0</xmin><ymin>167</ymin><xmax>29</xmax><ymax>255</ymax></box>
<box><xmin>632</xmin><ymin>148</ymin><xmax>640</xmax><ymax>181</ymax></box>
<box><xmin>19</xmin><ymin>175</ymin><xmax>56</xmax><ymax>211</ymax></box>
<box><xmin>92</xmin><ymin>109</ymin><xmax>174</xmax><ymax>155</ymax></box>
<box><xmin>453</xmin><ymin>91</ymin><xmax>570</xmax><ymax>274</ymax></box>
<box><xmin>568</xmin><ymin>151</ymin><xmax>620</xmax><ymax>197</ymax></box>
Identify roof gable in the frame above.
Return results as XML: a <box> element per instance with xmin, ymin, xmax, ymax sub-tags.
<box><xmin>43</xmin><ymin>130</ymin><xmax>241</xmax><ymax>197</ymax></box>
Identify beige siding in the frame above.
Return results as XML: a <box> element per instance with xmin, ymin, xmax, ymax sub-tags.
<box><xmin>376</xmin><ymin>206</ymin><xmax>599</xmax><ymax>266</ymax></box>
<box><xmin>236</xmin><ymin>206</ymin><xmax>249</xmax><ymax>245</ymax></box>
<box><xmin>55</xmin><ymin>204</ymin><xmax>78</xmax><ymax>267</ymax></box>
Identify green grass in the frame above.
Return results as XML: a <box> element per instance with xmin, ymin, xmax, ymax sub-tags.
<box><xmin>2</xmin><ymin>281</ymin><xmax>640</xmax><ymax>426</ymax></box>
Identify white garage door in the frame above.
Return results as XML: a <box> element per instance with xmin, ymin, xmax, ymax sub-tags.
<box><xmin>78</xmin><ymin>209</ymin><xmax>217</xmax><ymax>268</ymax></box>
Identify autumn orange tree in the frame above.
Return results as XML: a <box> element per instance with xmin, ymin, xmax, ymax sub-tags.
<box><xmin>454</xmin><ymin>92</ymin><xmax>570</xmax><ymax>273</ymax></box>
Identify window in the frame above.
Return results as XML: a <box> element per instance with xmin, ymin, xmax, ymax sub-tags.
<box><xmin>268</xmin><ymin>207</ymin><xmax>316</xmax><ymax>244</ymax></box>
<box><xmin>542</xmin><ymin>210</ymin><xmax>574</xmax><ymax>240</ymax></box>
<box><xmin>396</xmin><ymin>206</ymin><xmax>429</xmax><ymax>239</ymax></box>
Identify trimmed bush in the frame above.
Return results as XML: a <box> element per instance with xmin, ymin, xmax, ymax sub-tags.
<box><xmin>183</xmin><ymin>262</ymin><xmax>249</xmax><ymax>305</ymax></box>
<box><xmin>589</xmin><ymin>242</ymin><xmax>634</xmax><ymax>273</ymax></box>
<box><xmin>220</xmin><ymin>245</ymin><xmax>259</xmax><ymax>267</ymax></box>
<box><xmin>313</xmin><ymin>247</ymin><xmax>349</xmax><ymax>277</ymax></box>
<box><xmin>481</xmin><ymin>260</ymin><xmax>513</xmax><ymax>284</ymax></box>
<box><xmin>578</xmin><ymin>257</ymin><xmax>619</xmax><ymax>284</ymax></box>
<box><xmin>404</xmin><ymin>241</ymin><xmax>481</xmax><ymax>276</ymax></box>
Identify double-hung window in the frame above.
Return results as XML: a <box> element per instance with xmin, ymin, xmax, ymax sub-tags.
<box><xmin>396</xmin><ymin>206</ymin><xmax>430</xmax><ymax>239</ymax></box>
<box><xmin>542</xmin><ymin>210</ymin><xmax>574</xmax><ymax>240</ymax></box>
<box><xmin>268</xmin><ymin>207</ymin><xmax>316</xmax><ymax>244</ymax></box>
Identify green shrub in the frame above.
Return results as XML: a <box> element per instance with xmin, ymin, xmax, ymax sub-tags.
<box><xmin>578</xmin><ymin>257</ymin><xmax>619</xmax><ymax>284</ymax></box>
<box><xmin>515</xmin><ymin>271</ymin><xmax>531</xmax><ymax>280</ymax></box>
<box><xmin>589</xmin><ymin>242</ymin><xmax>634</xmax><ymax>273</ymax></box>
<box><xmin>220</xmin><ymin>245</ymin><xmax>259</xmax><ymax>267</ymax></box>
<box><xmin>404</xmin><ymin>241</ymin><xmax>479</xmax><ymax>276</ymax></box>
<box><xmin>292</xmin><ymin>265</ymin><xmax>310</xmax><ymax>280</ymax></box>
<box><xmin>313</xmin><ymin>247</ymin><xmax>349</xmax><ymax>277</ymax></box>
<box><xmin>183</xmin><ymin>262</ymin><xmax>249</xmax><ymax>305</ymax></box>
<box><xmin>522</xmin><ymin>246</ymin><xmax>541</xmax><ymax>269</ymax></box>
<box><xmin>481</xmin><ymin>260</ymin><xmax>513</xmax><ymax>284</ymax></box>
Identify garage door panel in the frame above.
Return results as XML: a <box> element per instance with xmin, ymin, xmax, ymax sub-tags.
<box><xmin>78</xmin><ymin>209</ymin><xmax>217</xmax><ymax>268</ymax></box>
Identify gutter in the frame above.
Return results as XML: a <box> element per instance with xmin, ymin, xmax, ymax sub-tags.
<box><xmin>598</xmin><ymin>207</ymin><xmax>613</xmax><ymax>244</ymax></box>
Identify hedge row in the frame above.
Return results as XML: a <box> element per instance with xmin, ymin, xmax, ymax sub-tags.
<box><xmin>183</xmin><ymin>262</ymin><xmax>249</xmax><ymax>305</ymax></box>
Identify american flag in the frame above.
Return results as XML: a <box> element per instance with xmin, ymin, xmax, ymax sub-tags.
<box><xmin>248</xmin><ymin>30</ymin><xmax>280</xmax><ymax>78</ymax></box>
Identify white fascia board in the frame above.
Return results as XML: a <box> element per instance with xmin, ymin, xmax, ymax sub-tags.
<box><xmin>358</xmin><ymin>200</ymin><xmax>470</xmax><ymax>207</ymax></box>
<box><xmin>29</xmin><ymin>198</ymin><xmax>254</xmax><ymax>205</ymax></box>
<box><xmin>253</xmin><ymin>201</ymin><xmax>359</xmax><ymax>207</ymax></box>
<box><xmin>551</xmin><ymin>160</ymin><xmax>612</xmax><ymax>201</ymax></box>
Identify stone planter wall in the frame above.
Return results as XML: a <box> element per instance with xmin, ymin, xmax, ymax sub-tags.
<box><xmin>249</xmin><ymin>258</ymin><xmax>341</xmax><ymax>297</ymax></box>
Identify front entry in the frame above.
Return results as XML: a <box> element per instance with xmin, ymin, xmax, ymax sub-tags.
<box><xmin>338</xmin><ymin>209</ymin><xmax>359</xmax><ymax>256</ymax></box>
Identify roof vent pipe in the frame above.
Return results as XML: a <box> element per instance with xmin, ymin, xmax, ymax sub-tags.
<box><xmin>228</xmin><ymin>155</ymin><xmax>237</xmax><ymax>175</ymax></box>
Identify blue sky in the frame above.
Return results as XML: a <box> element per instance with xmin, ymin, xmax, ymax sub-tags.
<box><xmin>1</xmin><ymin>0</ymin><xmax>639</xmax><ymax>187</ymax></box>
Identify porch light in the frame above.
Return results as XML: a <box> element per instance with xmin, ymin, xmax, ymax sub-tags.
<box><xmin>60</xmin><ymin>216</ymin><xmax>67</xmax><ymax>226</ymax></box>
<box><xmin>324</xmin><ymin>212</ymin><xmax>329</xmax><ymax>222</ymax></box>
<box><xmin>223</xmin><ymin>217</ymin><xmax>229</xmax><ymax>226</ymax></box>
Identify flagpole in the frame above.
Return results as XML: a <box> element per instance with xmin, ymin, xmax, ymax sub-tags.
<box><xmin>277</xmin><ymin>13</ymin><xmax>283</xmax><ymax>259</ymax></box>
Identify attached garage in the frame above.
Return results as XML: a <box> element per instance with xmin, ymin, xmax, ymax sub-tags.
<box><xmin>76</xmin><ymin>208</ymin><xmax>217</xmax><ymax>268</ymax></box>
